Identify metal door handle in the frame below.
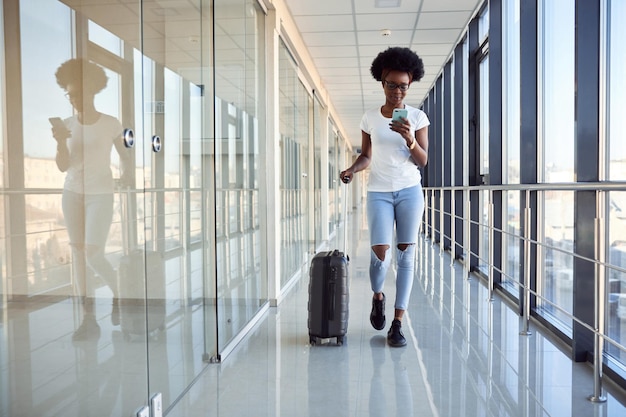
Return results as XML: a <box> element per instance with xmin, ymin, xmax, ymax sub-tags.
<box><xmin>152</xmin><ymin>135</ymin><xmax>162</xmax><ymax>152</ymax></box>
<box><xmin>123</xmin><ymin>128</ymin><xmax>135</xmax><ymax>148</ymax></box>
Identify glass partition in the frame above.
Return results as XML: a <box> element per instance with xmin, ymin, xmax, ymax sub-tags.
<box><xmin>1</xmin><ymin>0</ymin><xmax>215</xmax><ymax>415</ymax></box>
<box><xmin>278</xmin><ymin>41</ymin><xmax>311</xmax><ymax>289</ymax></box>
<box><xmin>606</xmin><ymin>0</ymin><xmax>626</xmax><ymax>370</ymax></box>
<box><xmin>328</xmin><ymin>125</ymin><xmax>339</xmax><ymax>237</ymax></box>
<box><xmin>1</xmin><ymin>1</ymin><xmax>150</xmax><ymax>415</ymax></box>
<box><xmin>502</xmin><ymin>0</ymin><xmax>521</xmax><ymax>294</ymax></box>
<box><xmin>539</xmin><ymin>0</ymin><xmax>575</xmax><ymax>333</ymax></box>
<box><xmin>213</xmin><ymin>0</ymin><xmax>267</xmax><ymax>351</ymax></box>
<box><xmin>313</xmin><ymin>96</ymin><xmax>323</xmax><ymax>249</ymax></box>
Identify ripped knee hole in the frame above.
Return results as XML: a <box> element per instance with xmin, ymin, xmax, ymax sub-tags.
<box><xmin>372</xmin><ymin>245</ymin><xmax>390</xmax><ymax>261</ymax></box>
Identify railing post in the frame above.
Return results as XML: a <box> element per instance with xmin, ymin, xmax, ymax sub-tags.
<box><xmin>451</xmin><ymin>189</ymin><xmax>456</xmax><ymax>264</ymax></box>
<box><xmin>488</xmin><ymin>190</ymin><xmax>494</xmax><ymax>301</ymax></box>
<box><xmin>464</xmin><ymin>189</ymin><xmax>471</xmax><ymax>280</ymax></box>
<box><xmin>520</xmin><ymin>189</ymin><xmax>532</xmax><ymax>336</ymax></box>
<box><xmin>589</xmin><ymin>191</ymin><xmax>607</xmax><ymax>403</ymax></box>
<box><xmin>439</xmin><ymin>190</ymin><xmax>444</xmax><ymax>255</ymax></box>
<box><xmin>430</xmin><ymin>189</ymin><xmax>436</xmax><ymax>247</ymax></box>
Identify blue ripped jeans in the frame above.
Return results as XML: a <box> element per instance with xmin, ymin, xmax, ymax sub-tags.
<box><xmin>367</xmin><ymin>185</ymin><xmax>424</xmax><ymax>310</ymax></box>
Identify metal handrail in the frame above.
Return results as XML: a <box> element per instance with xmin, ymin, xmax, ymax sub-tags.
<box><xmin>422</xmin><ymin>182</ymin><xmax>626</xmax><ymax>402</ymax></box>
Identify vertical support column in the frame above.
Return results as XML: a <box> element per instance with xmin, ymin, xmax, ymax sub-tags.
<box><xmin>589</xmin><ymin>192</ymin><xmax>606</xmax><ymax>403</ymax></box>
<box><xmin>573</xmin><ymin>0</ymin><xmax>601</xmax><ymax>362</ymax></box>
<box><xmin>520</xmin><ymin>189</ymin><xmax>532</xmax><ymax>336</ymax></box>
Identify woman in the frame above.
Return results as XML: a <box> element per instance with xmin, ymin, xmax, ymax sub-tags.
<box><xmin>52</xmin><ymin>58</ymin><xmax>129</xmax><ymax>341</ymax></box>
<box><xmin>340</xmin><ymin>47</ymin><xmax>429</xmax><ymax>347</ymax></box>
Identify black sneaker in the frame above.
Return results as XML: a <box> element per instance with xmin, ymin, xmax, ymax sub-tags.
<box><xmin>387</xmin><ymin>319</ymin><xmax>406</xmax><ymax>347</ymax></box>
<box><xmin>370</xmin><ymin>293</ymin><xmax>386</xmax><ymax>330</ymax></box>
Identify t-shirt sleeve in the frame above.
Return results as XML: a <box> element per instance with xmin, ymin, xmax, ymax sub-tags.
<box><xmin>359</xmin><ymin>112</ymin><xmax>370</xmax><ymax>133</ymax></box>
<box><xmin>413</xmin><ymin>110</ymin><xmax>430</xmax><ymax>131</ymax></box>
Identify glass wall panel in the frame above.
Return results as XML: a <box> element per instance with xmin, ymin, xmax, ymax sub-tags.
<box><xmin>278</xmin><ymin>41</ymin><xmax>311</xmax><ymax>288</ymax></box>
<box><xmin>1</xmin><ymin>1</ymin><xmax>150</xmax><ymax>415</ymax></box>
<box><xmin>2</xmin><ymin>0</ymin><xmax>215</xmax><ymax>415</ymax></box>
<box><xmin>479</xmin><ymin>55</ymin><xmax>489</xmax><ymax>178</ymax></box>
<box><xmin>477</xmin><ymin>55</ymin><xmax>489</xmax><ymax>275</ymax></box>
<box><xmin>502</xmin><ymin>0</ymin><xmax>521</xmax><ymax>293</ymax></box>
<box><xmin>214</xmin><ymin>0</ymin><xmax>267</xmax><ymax>350</ymax></box>
<box><xmin>539</xmin><ymin>0</ymin><xmax>575</xmax><ymax>332</ymax></box>
<box><xmin>328</xmin><ymin>125</ymin><xmax>339</xmax><ymax>236</ymax></box>
<box><xmin>607</xmin><ymin>0</ymin><xmax>626</xmax><ymax>182</ymax></box>
<box><xmin>541</xmin><ymin>190</ymin><xmax>574</xmax><ymax>330</ymax></box>
<box><xmin>479</xmin><ymin>5</ymin><xmax>489</xmax><ymax>43</ymax></box>
<box><xmin>606</xmin><ymin>0</ymin><xmax>626</xmax><ymax>371</ymax></box>
<box><xmin>313</xmin><ymin>97</ymin><xmax>322</xmax><ymax>248</ymax></box>
<box><xmin>141</xmin><ymin>0</ymin><xmax>210</xmax><ymax>404</ymax></box>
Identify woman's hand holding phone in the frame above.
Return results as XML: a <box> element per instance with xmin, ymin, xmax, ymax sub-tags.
<box><xmin>391</xmin><ymin>108</ymin><xmax>407</xmax><ymax>122</ymax></box>
<box><xmin>389</xmin><ymin>108</ymin><xmax>412</xmax><ymax>145</ymax></box>
<box><xmin>49</xmin><ymin>117</ymin><xmax>70</xmax><ymax>143</ymax></box>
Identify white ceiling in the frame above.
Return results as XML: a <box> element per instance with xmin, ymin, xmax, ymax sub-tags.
<box><xmin>60</xmin><ymin>0</ymin><xmax>482</xmax><ymax>148</ymax></box>
<box><xmin>281</xmin><ymin>0</ymin><xmax>483</xmax><ymax>146</ymax></box>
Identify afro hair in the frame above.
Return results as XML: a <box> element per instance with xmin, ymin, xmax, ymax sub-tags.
<box><xmin>55</xmin><ymin>58</ymin><xmax>108</xmax><ymax>94</ymax></box>
<box><xmin>370</xmin><ymin>47</ymin><xmax>424</xmax><ymax>83</ymax></box>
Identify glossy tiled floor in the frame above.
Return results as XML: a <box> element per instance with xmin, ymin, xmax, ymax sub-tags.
<box><xmin>167</xmin><ymin>208</ymin><xmax>626</xmax><ymax>417</ymax></box>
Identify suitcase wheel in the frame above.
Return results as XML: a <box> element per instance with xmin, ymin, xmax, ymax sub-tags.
<box><xmin>336</xmin><ymin>336</ymin><xmax>344</xmax><ymax>346</ymax></box>
<box><xmin>309</xmin><ymin>336</ymin><xmax>317</xmax><ymax>346</ymax></box>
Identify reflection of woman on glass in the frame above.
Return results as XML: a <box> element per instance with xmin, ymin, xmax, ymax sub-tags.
<box><xmin>51</xmin><ymin>58</ymin><xmax>128</xmax><ymax>341</ymax></box>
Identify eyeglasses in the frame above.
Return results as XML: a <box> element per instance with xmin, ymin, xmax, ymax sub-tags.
<box><xmin>383</xmin><ymin>80</ymin><xmax>410</xmax><ymax>92</ymax></box>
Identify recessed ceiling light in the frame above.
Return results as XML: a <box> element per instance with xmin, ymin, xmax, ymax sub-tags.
<box><xmin>375</xmin><ymin>0</ymin><xmax>401</xmax><ymax>7</ymax></box>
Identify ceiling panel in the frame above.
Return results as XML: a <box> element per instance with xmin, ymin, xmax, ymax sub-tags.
<box><xmin>294</xmin><ymin>15</ymin><xmax>355</xmax><ymax>32</ymax></box>
<box><xmin>357</xmin><ymin>30</ymin><xmax>414</xmax><ymax>45</ymax></box>
<box><xmin>416</xmin><ymin>11</ymin><xmax>475</xmax><ymax>29</ymax></box>
<box><xmin>421</xmin><ymin>0</ymin><xmax>480</xmax><ymax>12</ymax></box>
<box><xmin>284</xmin><ymin>0</ymin><xmax>353</xmax><ymax>15</ymax></box>
<box><xmin>309</xmin><ymin>45</ymin><xmax>358</xmax><ymax>58</ymax></box>
<box><xmin>354</xmin><ymin>1</ymin><xmax>425</xmax><ymax>14</ymax></box>
<box><xmin>286</xmin><ymin>0</ymin><xmax>483</xmax><ymax>146</ymax></box>
<box><xmin>355</xmin><ymin>13</ymin><xmax>418</xmax><ymax>30</ymax></box>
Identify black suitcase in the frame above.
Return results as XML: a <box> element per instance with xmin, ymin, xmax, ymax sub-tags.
<box><xmin>308</xmin><ymin>249</ymin><xmax>349</xmax><ymax>346</ymax></box>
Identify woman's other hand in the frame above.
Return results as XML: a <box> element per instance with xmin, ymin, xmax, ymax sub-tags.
<box><xmin>339</xmin><ymin>170</ymin><xmax>353</xmax><ymax>184</ymax></box>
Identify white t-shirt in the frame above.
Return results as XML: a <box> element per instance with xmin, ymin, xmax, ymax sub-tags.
<box><xmin>62</xmin><ymin>113</ymin><xmax>123</xmax><ymax>195</ymax></box>
<box><xmin>360</xmin><ymin>104</ymin><xmax>430</xmax><ymax>192</ymax></box>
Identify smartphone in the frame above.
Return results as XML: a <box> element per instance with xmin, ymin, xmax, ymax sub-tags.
<box><xmin>392</xmin><ymin>108</ymin><xmax>407</xmax><ymax>121</ymax></box>
<box><xmin>48</xmin><ymin>117</ymin><xmax>65</xmax><ymax>129</ymax></box>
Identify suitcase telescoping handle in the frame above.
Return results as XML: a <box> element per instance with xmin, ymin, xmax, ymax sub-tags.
<box><xmin>341</xmin><ymin>182</ymin><xmax>349</xmax><ymax>254</ymax></box>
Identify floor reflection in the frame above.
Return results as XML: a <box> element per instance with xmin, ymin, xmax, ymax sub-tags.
<box><xmin>166</xmin><ymin>208</ymin><xmax>626</xmax><ymax>417</ymax></box>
